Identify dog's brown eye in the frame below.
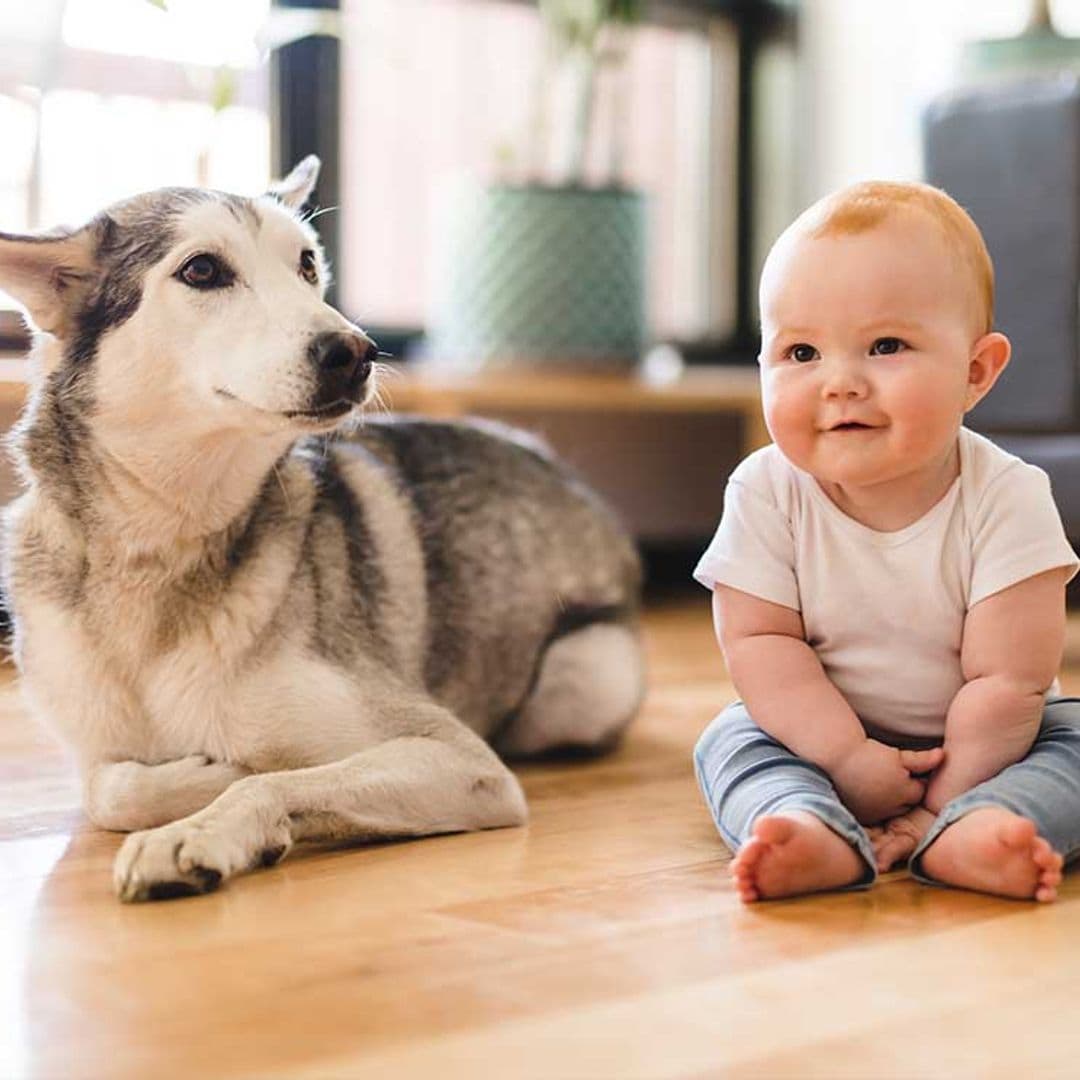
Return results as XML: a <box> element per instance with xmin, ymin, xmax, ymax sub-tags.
<box><xmin>178</xmin><ymin>253</ymin><xmax>231</xmax><ymax>290</ymax></box>
<box><xmin>299</xmin><ymin>249</ymin><xmax>319</xmax><ymax>284</ymax></box>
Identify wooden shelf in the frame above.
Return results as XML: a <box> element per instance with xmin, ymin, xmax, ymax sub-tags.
<box><xmin>378</xmin><ymin>363</ymin><xmax>769</xmax><ymax>457</ymax></box>
<box><xmin>0</xmin><ymin>359</ymin><xmax>768</xmax><ymax>540</ymax></box>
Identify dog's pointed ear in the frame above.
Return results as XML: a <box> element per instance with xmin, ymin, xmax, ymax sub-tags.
<box><xmin>0</xmin><ymin>227</ymin><xmax>96</xmax><ymax>337</ymax></box>
<box><xmin>267</xmin><ymin>155</ymin><xmax>321</xmax><ymax>211</ymax></box>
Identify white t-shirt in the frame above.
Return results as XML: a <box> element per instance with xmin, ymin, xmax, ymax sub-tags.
<box><xmin>694</xmin><ymin>428</ymin><xmax>1080</xmax><ymax>739</ymax></box>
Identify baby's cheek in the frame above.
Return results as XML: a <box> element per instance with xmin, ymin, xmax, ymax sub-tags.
<box><xmin>894</xmin><ymin>377</ymin><xmax>964</xmax><ymax>425</ymax></box>
<box><xmin>763</xmin><ymin>383</ymin><xmax>811</xmax><ymax>444</ymax></box>
<box><xmin>893</xmin><ymin>385</ymin><xmax>964</xmax><ymax>455</ymax></box>
<box><xmin>763</xmin><ymin>403</ymin><xmax>817</xmax><ymax>473</ymax></box>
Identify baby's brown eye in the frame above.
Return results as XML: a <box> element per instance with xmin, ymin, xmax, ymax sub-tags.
<box><xmin>300</xmin><ymin>249</ymin><xmax>318</xmax><ymax>284</ymax></box>
<box><xmin>790</xmin><ymin>343</ymin><xmax>817</xmax><ymax>363</ymax></box>
<box><xmin>871</xmin><ymin>337</ymin><xmax>905</xmax><ymax>356</ymax></box>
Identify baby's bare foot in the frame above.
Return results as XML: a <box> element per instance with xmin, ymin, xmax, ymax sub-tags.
<box><xmin>730</xmin><ymin>811</ymin><xmax>865</xmax><ymax>903</ymax></box>
<box><xmin>919</xmin><ymin>808</ymin><xmax>1064</xmax><ymax>902</ymax></box>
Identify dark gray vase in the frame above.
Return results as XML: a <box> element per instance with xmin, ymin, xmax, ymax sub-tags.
<box><xmin>428</xmin><ymin>182</ymin><xmax>647</xmax><ymax>369</ymax></box>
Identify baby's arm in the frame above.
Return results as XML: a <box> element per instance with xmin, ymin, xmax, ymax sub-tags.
<box><xmin>714</xmin><ymin>586</ymin><xmax>940</xmax><ymax>824</ymax></box>
<box><xmin>924</xmin><ymin>567</ymin><xmax>1070</xmax><ymax>814</ymax></box>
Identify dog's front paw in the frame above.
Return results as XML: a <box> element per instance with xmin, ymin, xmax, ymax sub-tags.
<box><xmin>112</xmin><ymin>775</ymin><xmax>293</xmax><ymax>901</ymax></box>
<box><xmin>113</xmin><ymin>817</ymin><xmax>286</xmax><ymax>903</ymax></box>
<box><xmin>114</xmin><ymin>821</ymin><xmax>230</xmax><ymax>901</ymax></box>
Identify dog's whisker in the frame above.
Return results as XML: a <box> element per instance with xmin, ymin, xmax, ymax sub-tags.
<box><xmin>303</xmin><ymin>204</ymin><xmax>340</xmax><ymax>225</ymax></box>
<box><xmin>367</xmin><ymin>376</ymin><xmax>393</xmax><ymax>417</ymax></box>
<box><xmin>271</xmin><ymin>461</ymin><xmax>292</xmax><ymax>511</ymax></box>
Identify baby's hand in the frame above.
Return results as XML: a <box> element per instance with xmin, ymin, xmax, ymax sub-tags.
<box><xmin>868</xmin><ymin>806</ymin><xmax>937</xmax><ymax>872</ymax></box>
<box><xmin>829</xmin><ymin>740</ymin><xmax>944</xmax><ymax>825</ymax></box>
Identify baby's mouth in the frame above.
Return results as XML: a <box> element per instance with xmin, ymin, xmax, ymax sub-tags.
<box><xmin>828</xmin><ymin>421</ymin><xmax>875</xmax><ymax>431</ymax></box>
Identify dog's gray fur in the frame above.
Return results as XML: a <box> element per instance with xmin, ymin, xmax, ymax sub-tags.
<box><xmin>0</xmin><ymin>160</ymin><xmax>644</xmax><ymax>900</ymax></box>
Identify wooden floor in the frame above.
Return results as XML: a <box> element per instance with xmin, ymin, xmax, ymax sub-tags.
<box><xmin>3</xmin><ymin>594</ymin><xmax>1080</xmax><ymax>1079</ymax></box>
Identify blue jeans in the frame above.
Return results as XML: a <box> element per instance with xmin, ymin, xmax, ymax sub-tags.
<box><xmin>693</xmin><ymin>698</ymin><xmax>1080</xmax><ymax>888</ymax></box>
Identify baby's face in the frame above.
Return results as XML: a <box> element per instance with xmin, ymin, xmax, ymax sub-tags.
<box><xmin>758</xmin><ymin>214</ymin><xmax>980</xmax><ymax>496</ymax></box>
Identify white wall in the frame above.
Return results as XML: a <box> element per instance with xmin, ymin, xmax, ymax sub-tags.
<box><xmin>796</xmin><ymin>0</ymin><xmax>1063</xmax><ymax>208</ymax></box>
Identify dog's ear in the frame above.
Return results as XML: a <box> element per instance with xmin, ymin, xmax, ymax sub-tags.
<box><xmin>266</xmin><ymin>155</ymin><xmax>321</xmax><ymax>211</ymax></box>
<box><xmin>0</xmin><ymin>227</ymin><xmax>96</xmax><ymax>337</ymax></box>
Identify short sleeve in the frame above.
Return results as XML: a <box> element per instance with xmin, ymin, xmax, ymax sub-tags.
<box><xmin>693</xmin><ymin>478</ymin><xmax>800</xmax><ymax>610</ymax></box>
<box><xmin>969</xmin><ymin>463</ymin><xmax>1080</xmax><ymax>606</ymax></box>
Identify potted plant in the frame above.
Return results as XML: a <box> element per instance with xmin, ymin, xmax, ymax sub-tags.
<box><xmin>428</xmin><ymin>0</ymin><xmax>648</xmax><ymax>370</ymax></box>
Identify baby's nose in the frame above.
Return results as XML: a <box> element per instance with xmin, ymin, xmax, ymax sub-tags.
<box><xmin>821</xmin><ymin>356</ymin><xmax>870</xmax><ymax>398</ymax></box>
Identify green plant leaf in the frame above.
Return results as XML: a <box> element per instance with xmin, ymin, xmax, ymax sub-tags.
<box><xmin>607</xmin><ymin>0</ymin><xmax>642</xmax><ymax>23</ymax></box>
<box><xmin>210</xmin><ymin>67</ymin><xmax>237</xmax><ymax>113</ymax></box>
<box><xmin>144</xmin><ymin>0</ymin><xmax>168</xmax><ymax>10</ymax></box>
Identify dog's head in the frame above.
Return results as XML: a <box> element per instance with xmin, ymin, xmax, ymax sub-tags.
<box><xmin>0</xmin><ymin>157</ymin><xmax>377</xmax><ymax>436</ymax></box>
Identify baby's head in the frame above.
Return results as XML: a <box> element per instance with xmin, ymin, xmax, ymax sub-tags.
<box><xmin>757</xmin><ymin>180</ymin><xmax>1011</xmax><ymax>496</ymax></box>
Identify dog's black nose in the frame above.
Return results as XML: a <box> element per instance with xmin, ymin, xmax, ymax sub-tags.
<box><xmin>317</xmin><ymin>335</ymin><xmax>359</xmax><ymax>373</ymax></box>
<box><xmin>309</xmin><ymin>331</ymin><xmax>374</xmax><ymax>406</ymax></box>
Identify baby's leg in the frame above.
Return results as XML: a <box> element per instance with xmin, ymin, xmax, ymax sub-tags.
<box><xmin>694</xmin><ymin>704</ymin><xmax>875</xmax><ymax>902</ymax></box>
<box><xmin>911</xmin><ymin>698</ymin><xmax>1080</xmax><ymax>902</ymax></box>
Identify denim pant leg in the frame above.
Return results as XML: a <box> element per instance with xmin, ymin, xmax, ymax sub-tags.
<box><xmin>911</xmin><ymin>696</ymin><xmax>1080</xmax><ymax>884</ymax></box>
<box><xmin>693</xmin><ymin>702</ymin><xmax>877</xmax><ymax>887</ymax></box>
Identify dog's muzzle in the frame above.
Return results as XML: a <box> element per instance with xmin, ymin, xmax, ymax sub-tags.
<box><xmin>309</xmin><ymin>331</ymin><xmax>378</xmax><ymax>409</ymax></box>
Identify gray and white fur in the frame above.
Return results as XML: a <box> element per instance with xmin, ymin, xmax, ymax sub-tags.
<box><xmin>0</xmin><ymin>158</ymin><xmax>644</xmax><ymax>901</ymax></box>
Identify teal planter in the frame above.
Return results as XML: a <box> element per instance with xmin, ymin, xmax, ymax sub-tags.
<box><xmin>428</xmin><ymin>182</ymin><xmax>647</xmax><ymax>369</ymax></box>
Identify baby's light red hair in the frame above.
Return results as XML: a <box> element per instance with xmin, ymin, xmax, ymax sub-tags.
<box><xmin>788</xmin><ymin>180</ymin><xmax>995</xmax><ymax>336</ymax></box>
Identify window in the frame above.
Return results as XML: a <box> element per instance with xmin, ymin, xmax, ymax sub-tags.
<box><xmin>0</xmin><ymin>0</ymin><xmax>271</xmax><ymax>343</ymax></box>
<box><xmin>339</xmin><ymin>0</ymin><xmax>753</xmax><ymax>353</ymax></box>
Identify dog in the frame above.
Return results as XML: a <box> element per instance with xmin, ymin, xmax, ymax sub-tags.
<box><xmin>0</xmin><ymin>157</ymin><xmax>645</xmax><ymax>901</ymax></box>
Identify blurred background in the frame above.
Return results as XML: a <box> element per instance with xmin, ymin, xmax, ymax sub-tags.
<box><xmin>4</xmin><ymin>0</ymin><xmax>1080</xmax><ymax>574</ymax></box>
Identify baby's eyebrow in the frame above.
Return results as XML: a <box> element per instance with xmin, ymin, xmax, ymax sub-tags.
<box><xmin>762</xmin><ymin>325</ymin><xmax>818</xmax><ymax>341</ymax></box>
<box><xmin>853</xmin><ymin>318</ymin><xmax>924</xmax><ymax>334</ymax></box>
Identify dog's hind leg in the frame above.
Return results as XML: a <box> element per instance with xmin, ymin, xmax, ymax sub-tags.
<box><xmin>492</xmin><ymin>621</ymin><xmax>646</xmax><ymax>759</ymax></box>
<box><xmin>112</xmin><ymin>702</ymin><xmax>527</xmax><ymax>901</ymax></box>
<box><xmin>85</xmin><ymin>757</ymin><xmax>251</xmax><ymax>831</ymax></box>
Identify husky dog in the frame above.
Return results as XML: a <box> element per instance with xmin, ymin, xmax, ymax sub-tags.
<box><xmin>0</xmin><ymin>158</ymin><xmax>644</xmax><ymax>901</ymax></box>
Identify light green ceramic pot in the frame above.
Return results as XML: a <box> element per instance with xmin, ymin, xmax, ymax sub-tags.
<box><xmin>428</xmin><ymin>182</ymin><xmax>647</xmax><ymax>369</ymax></box>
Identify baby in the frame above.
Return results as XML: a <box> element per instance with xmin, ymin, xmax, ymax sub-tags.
<box><xmin>693</xmin><ymin>180</ymin><xmax>1080</xmax><ymax>903</ymax></box>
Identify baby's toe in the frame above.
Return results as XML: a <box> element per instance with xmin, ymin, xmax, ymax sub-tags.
<box><xmin>1039</xmin><ymin>863</ymin><xmax>1062</xmax><ymax>885</ymax></box>
<box><xmin>733</xmin><ymin>837</ymin><xmax>768</xmax><ymax>874</ymax></box>
<box><xmin>730</xmin><ymin>862</ymin><xmax>752</xmax><ymax>885</ymax></box>
<box><xmin>735</xmin><ymin>879</ymin><xmax>760</xmax><ymax>903</ymax></box>
<box><xmin>1030</xmin><ymin>838</ymin><xmax>1063</xmax><ymax>872</ymax></box>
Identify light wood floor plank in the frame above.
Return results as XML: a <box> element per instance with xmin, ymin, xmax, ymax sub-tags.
<box><xmin>3</xmin><ymin>596</ymin><xmax>1080</xmax><ymax>1078</ymax></box>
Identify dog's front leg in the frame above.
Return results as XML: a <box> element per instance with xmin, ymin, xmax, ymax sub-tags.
<box><xmin>112</xmin><ymin>705</ymin><xmax>527</xmax><ymax>902</ymax></box>
<box><xmin>85</xmin><ymin>757</ymin><xmax>252</xmax><ymax>832</ymax></box>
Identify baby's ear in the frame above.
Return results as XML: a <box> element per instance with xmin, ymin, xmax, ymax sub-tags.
<box><xmin>0</xmin><ymin>227</ymin><xmax>97</xmax><ymax>337</ymax></box>
<box><xmin>266</xmin><ymin>155</ymin><xmax>321</xmax><ymax>212</ymax></box>
<box><xmin>965</xmin><ymin>332</ymin><xmax>1011</xmax><ymax>411</ymax></box>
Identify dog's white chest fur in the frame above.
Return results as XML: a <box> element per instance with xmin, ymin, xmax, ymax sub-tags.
<box><xmin>10</xmin><ymin>489</ymin><xmax>375</xmax><ymax>771</ymax></box>
<box><xmin>20</xmin><ymin>581</ymin><xmax>372</xmax><ymax>770</ymax></box>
